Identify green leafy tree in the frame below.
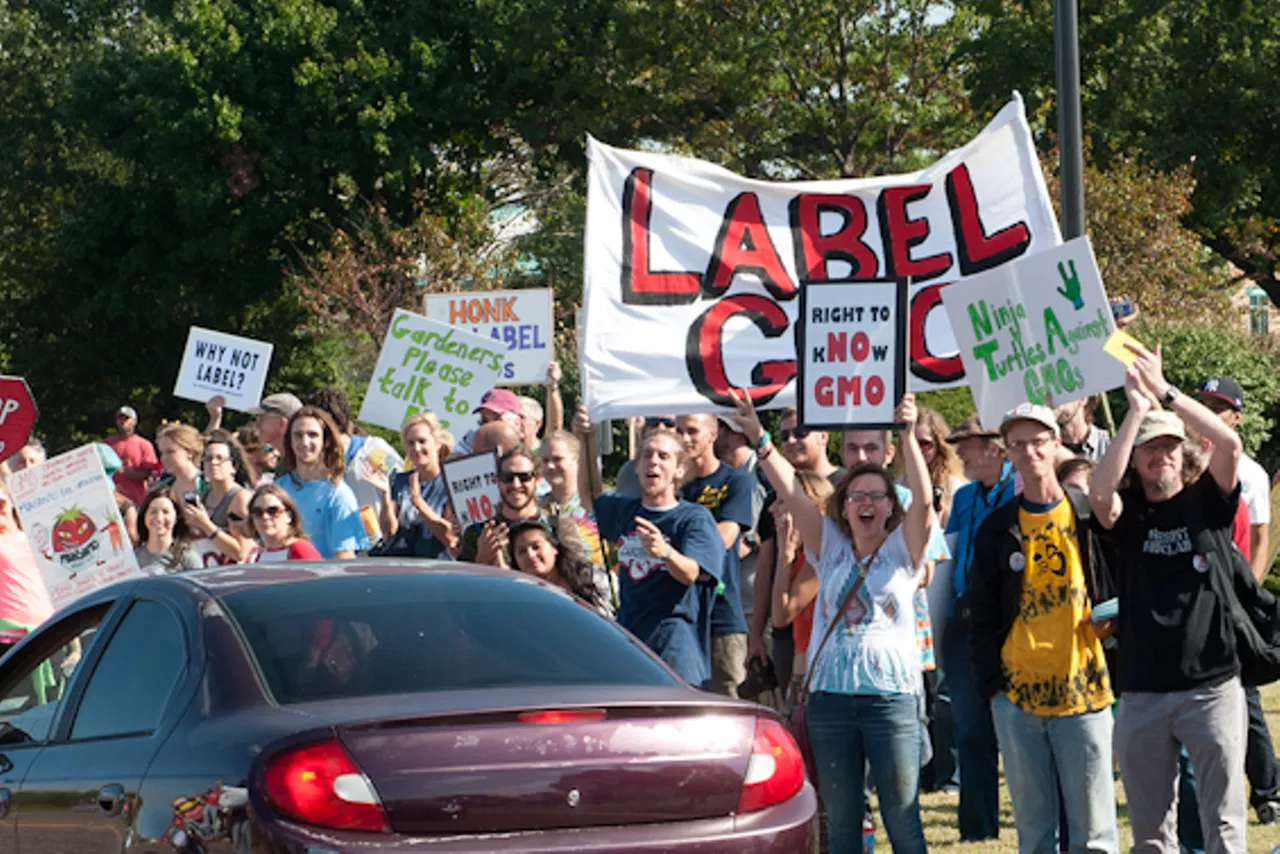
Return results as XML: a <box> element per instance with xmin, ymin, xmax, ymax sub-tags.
<box><xmin>966</xmin><ymin>0</ymin><xmax>1280</xmax><ymax>307</ymax></box>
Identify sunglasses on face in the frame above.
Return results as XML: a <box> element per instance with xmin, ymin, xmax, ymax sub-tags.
<box><xmin>845</xmin><ymin>490</ymin><xmax>889</xmax><ymax>504</ymax></box>
<box><xmin>779</xmin><ymin>427</ymin><xmax>811</xmax><ymax>443</ymax></box>
<box><xmin>917</xmin><ymin>438</ymin><xmax>936</xmax><ymax>450</ymax></box>
<box><xmin>645</xmin><ymin>417</ymin><xmax>677</xmax><ymax>430</ymax></box>
<box><xmin>500</xmin><ymin>471</ymin><xmax>537</xmax><ymax>485</ymax></box>
<box><xmin>203</xmin><ymin>455</ymin><xmax>231</xmax><ymax>466</ymax></box>
<box><xmin>251</xmin><ymin>505</ymin><xmax>286</xmax><ymax>519</ymax></box>
<box><xmin>261</xmin><ymin>445</ymin><xmax>277</xmax><ymax>455</ymax></box>
<box><xmin>227</xmin><ymin>512</ymin><xmax>247</xmax><ymax>524</ymax></box>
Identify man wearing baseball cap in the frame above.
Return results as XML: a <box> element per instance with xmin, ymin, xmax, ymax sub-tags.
<box><xmin>247</xmin><ymin>392</ymin><xmax>303</xmax><ymax>462</ymax></box>
<box><xmin>1091</xmin><ymin>348</ymin><xmax>1248</xmax><ymax>851</ymax></box>
<box><xmin>1195</xmin><ymin>376</ymin><xmax>1280</xmax><ymax>824</ymax></box>
<box><xmin>105</xmin><ymin>405</ymin><xmax>159</xmax><ymax>506</ymax></box>
<box><xmin>451</xmin><ymin>388</ymin><xmax>522</xmax><ymax>457</ymax></box>
<box><xmin>969</xmin><ymin>403</ymin><xmax>1119</xmax><ymax>852</ymax></box>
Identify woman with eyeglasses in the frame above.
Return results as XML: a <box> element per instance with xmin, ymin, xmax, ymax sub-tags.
<box><xmin>910</xmin><ymin>407</ymin><xmax>966</xmax><ymax>528</ymax></box>
<box><xmin>248</xmin><ymin>484</ymin><xmax>322</xmax><ymax>562</ymax></box>
<box><xmin>508</xmin><ymin>516</ymin><xmax>613</xmax><ymax>617</ymax></box>
<box><xmin>182</xmin><ymin>431</ymin><xmax>260</xmax><ymax>565</ymax></box>
<box><xmin>367</xmin><ymin>413</ymin><xmax>456</xmax><ymax>558</ymax></box>
<box><xmin>732</xmin><ymin>389</ymin><xmax>935</xmax><ymax>854</ymax></box>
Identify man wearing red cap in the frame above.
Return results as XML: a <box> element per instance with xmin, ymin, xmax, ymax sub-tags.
<box><xmin>452</xmin><ymin>388</ymin><xmax>522</xmax><ymax>457</ymax></box>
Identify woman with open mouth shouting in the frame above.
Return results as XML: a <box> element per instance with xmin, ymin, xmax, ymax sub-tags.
<box><xmin>730</xmin><ymin>388</ymin><xmax>935</xmax><ymax>854</ymax></box>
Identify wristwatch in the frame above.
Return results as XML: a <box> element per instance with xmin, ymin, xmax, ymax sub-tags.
<box><xmin>1162</xmin><ymin>386</ymin><xmax>1181</xmax><ymax>406</ymax></box>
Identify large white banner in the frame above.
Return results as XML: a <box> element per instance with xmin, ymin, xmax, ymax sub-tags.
<box><xmin>942</xmin><ymin>236</ymin><xmax>1123</xmax><ymax>430</ymax></box>
<box><xmin>581</xmin><ymin>96</ymin><xmax>1061</xmax><ymax>420</ymax></box>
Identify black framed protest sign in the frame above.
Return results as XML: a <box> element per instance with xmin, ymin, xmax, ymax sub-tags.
<box><xmin>796</xmin><ymin>279</ymin><xmax>909</xmax><ymax>431</ymax></box>
<box><xmin>442</xmin><ymin>450</ymin><xmax>502</xmax><ymax>530</ymax></box>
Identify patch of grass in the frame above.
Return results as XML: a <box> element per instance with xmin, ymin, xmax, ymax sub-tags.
<box><xmin>868</xmin><ymin>682</ymin><xmax>1280</xmax><ymax>851</ymax></box>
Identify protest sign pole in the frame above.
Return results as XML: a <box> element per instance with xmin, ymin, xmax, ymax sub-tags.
<box><xmin>1055</xmin><ymin>0</ymin><xmax>1084</xmax><ymax>240</ymax></box>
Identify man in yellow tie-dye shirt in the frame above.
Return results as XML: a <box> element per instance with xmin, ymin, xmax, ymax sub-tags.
<box><xmin>969</xmin><ymin>403</ymin><xmax>1119</xmax><ymax>854</ymax></box>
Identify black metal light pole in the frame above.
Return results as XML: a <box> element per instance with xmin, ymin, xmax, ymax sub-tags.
<box><xmin>1055</xmin><ymin>0</ymin><xmax>1086</xmax><ymax>240</ymax></box>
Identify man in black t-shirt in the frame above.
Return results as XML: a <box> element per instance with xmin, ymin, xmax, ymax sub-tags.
<box><xmin>1090</xmin><ymin>347</ymin><xmax>1247</xmax><ymax>853</ymax></box>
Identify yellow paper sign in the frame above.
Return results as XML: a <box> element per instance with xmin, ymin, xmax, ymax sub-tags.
<box><xmin>1103</xmin><ymin>329</ymin><xmax>1145</xmax><ymax>366</ymax></box>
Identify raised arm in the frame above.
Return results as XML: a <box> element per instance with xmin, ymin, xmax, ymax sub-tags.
<box><xmin>897</xmin><ymin>394</ymin><xmax>933</xmax><ymax>567</ymax></box>
<box><xmin>1090</xmin><ymin>368</ymin><xmax>1150</xmax><ymax>529</ymax></box>
<box><xmin>730</xmin><ymin>389</ymin><xmax>825</xmax><ymax>561</ymax></box>
<box><xmin>572</xmin><ymin>404</ymin><xmax>604</xmax><ymax>501</ymax></box>
<box><xmin>1130</xmin><ymin>342</ymin><xmax>1241</xmax><ymax>494</ymax></box>
<box><xmin>545</xmin><ymin>361</ymin><xmax>564</xmax><ymax>433</ymax></box>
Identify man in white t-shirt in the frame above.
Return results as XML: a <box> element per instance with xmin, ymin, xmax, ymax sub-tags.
<box><xmin>1195</xmin><ymin>375</ymin><xmax>1280</xmax><ymax>824</ymax></box>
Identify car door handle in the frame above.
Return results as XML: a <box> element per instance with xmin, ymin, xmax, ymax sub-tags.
<box><xmin>97</xmin><ymin>783</ymin><xmax>125</xmax><ymax>817</ymax></box>
<box><xmin>0</xmin><ymin>788</ymin><xmax>10</xmax><ymax>821</ymax></box>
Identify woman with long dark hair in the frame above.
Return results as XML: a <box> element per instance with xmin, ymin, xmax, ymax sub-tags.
<box><xmin>508</xmin><ymin>516</ymin><xmax>613</xmax><ymax>617</ymax></box>
<box><xmin>135</xmin><ymin>488</ymin><xmax>202</xmax><ymax>573</ymax></box>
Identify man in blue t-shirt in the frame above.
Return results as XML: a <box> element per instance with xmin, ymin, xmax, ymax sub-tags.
<box><xmin>677</xmin><ymin>413</ymin><xmax>755</xmax><ymax>696</ymax></box>
<box><xmin>592</xmin><ymin>430</ymin><xmax>725</xmax><ymax>686</ymax></box>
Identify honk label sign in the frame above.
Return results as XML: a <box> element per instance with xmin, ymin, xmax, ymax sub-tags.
<box><xmin>941</xmin><ymin>236</ymin><xmax>1123</xmax><ymax>430</ymax></box>
<box><xmin>424</xmin><ymin>288</ymin><xmax>554</xmax><ymax>385</ymax></box>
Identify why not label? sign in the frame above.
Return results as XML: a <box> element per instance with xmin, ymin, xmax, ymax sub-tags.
<box><xmin>424</xmin><ymin>289</ymin><xmax>554</xmax><ymax>385</ymax></box>
<box><xmin>0</xmin><ymin>376</ymin><xmax>37</xmax><ymax>464</ymax></box>
<box><xmin>797</xmin><ymin>280</ymin><xmax>907</xmax><ymax>429</ymax></box>
<box><xmin>358</xmin><ymin>310</ymin><xmax>504</xmax><ymax>434</ymax></box>
<box><xmin>8</xmin><ymin>444</ymin><xmax>143</xmax><ymax>611</ymax></box>
<box><xmin>173</xmin><ymin>327</ymin><xmax>274</xmax><ymax>412</ymax></box>
<box><xmin>941</xmin><ymin>236</ymin><xmax>1122</xmax><ymax>430</ymax></box>
<box><xmin>442</xmin><ymin>451</ymin><xmax>501</xmax><ymax>529</ymax></box>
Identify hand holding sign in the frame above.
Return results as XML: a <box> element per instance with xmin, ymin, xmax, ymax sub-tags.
<box><xmin>1125</xmin><ymin>340</ymin><xmax>1171</xmax><ymax>401</ymax></box>
<box><xmin>894</xmin><ymin>393</ymin><xmax>918</xmax><ymax>430</ymax></box>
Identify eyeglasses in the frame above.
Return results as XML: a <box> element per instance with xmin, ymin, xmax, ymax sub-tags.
<box><xmin>845</xmin><ymin>490</ymin><xmax>889</xmax><ymax>504</ymax></box>
<box><xmin>644</xmin><ymin>417</ymin><xmax>676</xmax><ymax>430</ymax></box>
<box><xmin>227</xmin><ymin>512</ymin><xmax>247</xmax><ymax>524</ymax></box>
<box><xmin>500</xmin><ymin>471</ymin><xmax>537</xmax><ymax>485</ymax></box>
<box><xmin>917</xmin><ymin>438</ymin><xmax>936</xmax><ymax>450</ymax></box>
<box><xmin>202</xmin><ymin>454</ymin><xmax>231</xmax><ymax>466</ymax></box>
<box><xmin>779</xmin><ymin>427</ymin><xmax>811</xmax><ymax>442</ymax></box>
<box><xmin>1006</xmin><ymin>435</ymin><xmax>1055</xmax><ymax>454</ymax></box>
<box><xmin>251</xmin><ymin>505</ymin><xmax>286</xmax><ymax>519</ymax></box>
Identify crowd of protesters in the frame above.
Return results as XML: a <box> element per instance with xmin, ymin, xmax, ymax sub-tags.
<box><xmin>2</xmin><ymin>317</ymin><xmax>1280</xmax><ymax>854</ymax></box>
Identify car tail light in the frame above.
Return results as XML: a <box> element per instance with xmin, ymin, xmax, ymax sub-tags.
<box><xmin>736</xmin><ymin>718</ymin><xmax>805</xmax><ymax>814</ymax></box>
<box><xmin>262</xmin><ymin>739</ymin><xmax>389</xmax><ymax>833</ymax></box>
<box><xmin>518</xmin><ymin>709</ymin><xmax>607</xmax><ymax>725</ymax></box>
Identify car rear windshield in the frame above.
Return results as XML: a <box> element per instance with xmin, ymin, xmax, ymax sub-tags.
<box><xmin>221</xmin><ymin>572</ymin><xmax>677</xmax><ymax>704</ymax></box>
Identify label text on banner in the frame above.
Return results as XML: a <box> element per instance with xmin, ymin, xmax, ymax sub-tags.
<box><xmin>173</xmin><ymin>327</ymin><xmax>274</xmax><ymax>413</ymax></box>
<box><xmin>442</xmin><ymin>451</ymin><xmax>501</xmax><ymax>529</ymax></box>
<box><xmin>358</xmin><ymin>310</ymin><xmax>504</xmax><ymax>433</ymax></box>
<box><xmin>797</xmin><ymin>280</ymin><xmax>907</xmax><ymax>429</ymax></box>
<box><xmin>581</xmin><ymin>96</ymin><xmax>1062</xmax><ymax>421</ymax></box>
<box><xmin>424</xmin><ymin>289</ymin><xmax>554</xmax><ymax>386</ymax></box>
<box><xmin>8</xmin><ymin>444</ymin><xmax>144</xmax><ymax>611</ymax></box>
<box><xmin>941</xmin><ymin>236</ymin><xmax>1123</xmax><ymax>429</ymax></box>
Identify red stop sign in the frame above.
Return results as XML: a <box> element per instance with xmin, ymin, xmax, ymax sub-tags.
<box><xmin>0</xmin><ymin>377</ymin><xmax>38</xmax><ymax>464</ymax></box>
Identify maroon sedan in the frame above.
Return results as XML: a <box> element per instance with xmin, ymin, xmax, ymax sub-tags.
<box><xmin>0</xmin><ymin>562</ymin><xmax>816</xmax><ymax>852</ymax></box>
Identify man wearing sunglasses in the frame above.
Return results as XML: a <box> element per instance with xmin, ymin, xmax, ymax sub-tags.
<box><xmin>457</xmin><ymin>446</ymin><xmax>545</xmax><ymax>567</ymax></box>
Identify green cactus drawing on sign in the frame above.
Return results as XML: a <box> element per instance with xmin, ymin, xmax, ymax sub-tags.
<box><xmin>1057</xmin><ymin>259</ymin><xmax>1084</xmax><ymax>310</ymax></box>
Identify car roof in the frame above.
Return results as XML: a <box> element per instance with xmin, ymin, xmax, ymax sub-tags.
<box><xmin>172</xmin><ymin>560</ymin><xmax>523</xmax><ymax>597</ymax></box>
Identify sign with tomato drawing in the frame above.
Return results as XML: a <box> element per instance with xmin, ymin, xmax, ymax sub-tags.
<box><xmin>7</xmin><ymin>444</ymin><xmax>143</xmax><ymax>610</ymax></box>
<box><xmin>0</xmin><ymin>376</ymin><xmax>38</xmax><ymax>464</ymax></box>
<box><xmin>796</xmin><ymin>280</ymin><xmax>908</xmax><ymax>430</ymax></box>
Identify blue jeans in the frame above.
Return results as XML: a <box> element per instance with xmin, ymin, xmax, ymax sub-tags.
<box><xmin>808</xmin><ymin>691</ymin><xmax>926</xmax><ymax>854</ymax></box>
<box><xmin>943</xmin><ymin>620</ymin><xmax>1002</xmax><ymax>840</ymax></box>
<box><xmin>991</xmin><ymin>694</ymin><xmax>1119</xmax><ymax>854</ymax></box>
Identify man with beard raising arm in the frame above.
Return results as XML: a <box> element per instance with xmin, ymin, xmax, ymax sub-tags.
<box><xmin>1090</xmin><ymin>344</ymin><xmax>1246</xmax><ymax>854</ymax></box>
